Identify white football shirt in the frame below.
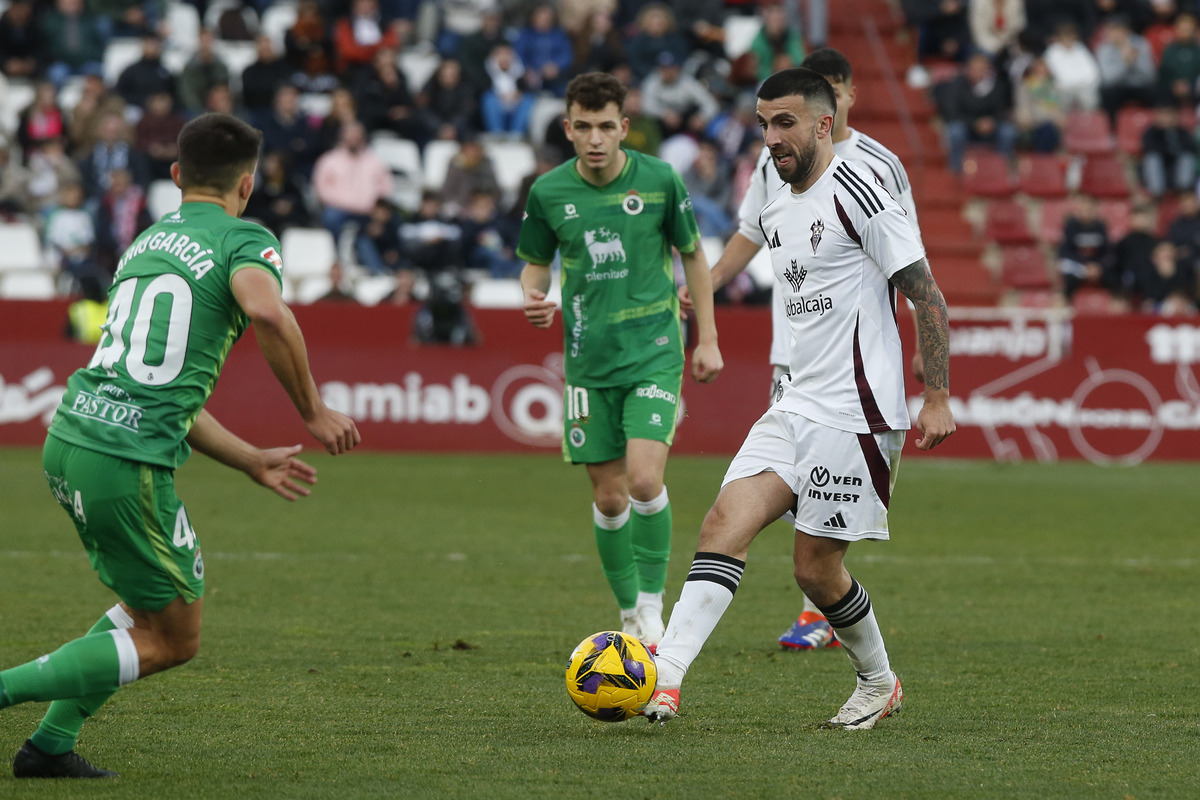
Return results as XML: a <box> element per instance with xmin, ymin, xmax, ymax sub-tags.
<box><xmin>737</xmin><ymin>128</ymin><xmax>922</xmax><ymax>368</ymax></box>
<box><xmin>758</xmin><ymin>154</ymin><xmax>925</xmax><ymax>433</ymax></box>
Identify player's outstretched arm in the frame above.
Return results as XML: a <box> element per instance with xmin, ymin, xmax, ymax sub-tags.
<box><xmin>679</xmin><ymin>232</ymin><xmax>762</xmax><ymax>313</ymax></box>
<box><xmin>231</xmin><ymin>267</ymin><xmax>361</xmax><ymax>455</ymax></box>
<box><xmin>889</xmin><ymin>258</ymin><xmax>955</xmax><ymax>450</ymax></box>
<box><xmin>520</xmin><ymin>262</ymin><xmax>556</xmax><ymax>329</ymax></box>
<box><xmin>679</xmin><ymin>245</ymin><xmax>723</xmax><ymax>383</ymax></box>
<box><xmin>186</xmin><ymin>409</ymin><xmax>318</xmax><ymax>501</ymax></box>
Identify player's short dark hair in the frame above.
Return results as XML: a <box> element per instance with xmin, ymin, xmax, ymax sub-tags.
<box><xmin>566</xmin><ymin>72</ymin><xmax>627</xmax><ymax>115</ymax></box>
<box><xmin>801</xmin><ymin>48</ymin><xmax>853</xmax><ymax>85</ymax></box>
<box><xmin>757</xmin><ymin>67</ymin><xmax>837</xmax><ymax>118</ymax></box>
<box><xmin>177</xmin><ymin>113</ymin><xmax>263</xmax><ymax>193</ymax></box>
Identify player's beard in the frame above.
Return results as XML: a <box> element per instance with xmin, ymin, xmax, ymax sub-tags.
<box><xmin>772</xmin><ymin>132</ymin><xmax>819</xmax><ymax>187</ymax></box>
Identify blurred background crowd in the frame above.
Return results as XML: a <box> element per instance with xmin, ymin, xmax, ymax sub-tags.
<box><xmin>1</xmin><ymin>0</ymin><xmax>1199</xmax><ymax>322</ymax></box>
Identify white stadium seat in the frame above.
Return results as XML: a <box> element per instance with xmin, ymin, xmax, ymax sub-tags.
<box><xmin>0</xmin><ymin>223</ymin><xmax>45</xmax><ymax>273</ymax></box>
<box><xmin>259</xmin><ymin>2</ymin><xmax>298</xmax><ymax>51</ymax></box>
<box><xmin>724</xmin><ymin>16</ymin><xmax>762</xmax><ymax>60</ymax></box>
<box><xmin>1</xmin><ymin>82</ymin><xmax>35</xmax><ymax>137</ymax></box>
<box><xmin>103</xmin><ymin>38</ymin><xmax>144</xmax><ymax>87</ymax></box>
<box><xmin>0</xmin><ymin>270</ymin><xmax>57</xmax><ymax>300</ymax></box>
<box><xmin>295</xmin><ymin>275</ymin><xmax>333</xmax><ymax>304</ymax></box>
<box><xmin>527</xmin><ymin>96</ymin><xmax>565</xmax><ymax>146</ymax></box>
<box><xmin>371</xmin><ymin>136</ymin><xmax>424</xmax><ymax>211</ymax></box>
<box><xmin>214</xmin><ymin>40</ymin><xmax>258</xmax><ymax>95</ymax></box>
<box><xmin>353</xmin><ymin>274</ymin><xmax>398</xmax><ymax>305</ymax></box>
<box><xmin>279</xmin><ymin>227</ymin><xmax>336</xmax><ymax>281</ymax></box>
<box><xmin>422</xmin><ymin>139</ymin><xmax>460</xmax><ymax>190</ymax></box>
<box><xmin>482</xmin><ymin>139</ymin><xmax>536</xmax><ymax>205</ymax></box>
<box><xmin>148</xmin><ymin>179</ymin><xmax>182</xmax><ymax>220</ymax></box>
<box><xmin>398</xmin><ymin>47</ymin><xmax>441</xmax><ymax>93</ymax></box>
<box><xmin>165</xmin><ymin>0</ymin><xmax>202</xmax><ymax>55</ymax></box>
<box><xmin>469</xmin><ymin>277</ymin><xmax>523</xmax><ymax>308</ymax></box>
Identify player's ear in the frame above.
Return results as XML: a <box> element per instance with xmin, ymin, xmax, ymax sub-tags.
<box><xmin>845</xmin><ymin>82</ymin><xmax>858</xmax><ymax>110</ymax></box>
<box><xmin>816</xmin><ymin>112</ymin><xmax>834</xmax><ymax>138</ymax></box>
<box><xmin>239</xmin><ymin>170</ymin><xmax>255</xmax><ymax>200</ymax></box>
<box><xmin>620</xmin><ymin>116</ymin><xmax>630</xmax><ymax>140</ymax></box>
<box><xmin>170</xmin><ymin>162</ymin><xmax>182</xmax><ymax>189</ymax></box>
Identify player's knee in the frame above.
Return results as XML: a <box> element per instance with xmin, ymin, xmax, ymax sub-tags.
<box><xmin>627</xmin><ymin>474</ymin><xmax>663</xmax><ymax>503</ymax></box>
<box><xmin>593</xmin><ymin>489</ymin><xmax>628</xmax><ymax>517</ymax></box>
<box><xmin>792</xmin><ymin>563</ymin><xmax>841</xmax><ymax>602</ymax></box>
<box><xmin>164</xmin><ymin>632</ymin><xmax>201</xmax><ymax>668</ymax></box>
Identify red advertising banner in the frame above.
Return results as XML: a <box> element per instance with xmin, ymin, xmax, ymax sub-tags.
<box><xmin>2</xmin><ymin>300</ymin><xmax>1198</xmax><ymax>463</ymax></box>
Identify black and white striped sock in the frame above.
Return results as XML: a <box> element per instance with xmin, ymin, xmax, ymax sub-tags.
<box><xmin>655</xmin><ymin>552</ymin><xmax>746</xmax><ymax>687</ymax></box>
<box><xmin>819</xmin><ymin>577</ymin><xmax>891</xmax><ymax>683</ymax></box>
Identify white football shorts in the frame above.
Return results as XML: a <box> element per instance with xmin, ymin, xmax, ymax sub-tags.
<box><xmin>722</xmin><ymin>407</ymin><xmax>905</xmax><ymax>541</ymax></box>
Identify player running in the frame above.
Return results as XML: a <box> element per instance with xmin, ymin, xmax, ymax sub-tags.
<box><xmin>518</xmin><ymin>72</ymin><xmax>723</xmax><ymax>651</ymax></box>
<box><xmin>0</xmin><ymin>113</ymin><xmax>360</xmax><ymax>778</ymax></box>
<box><xmin>645</xmin><ymin>68</ymin><xmax>954</xmax><ymax>729</ymax></box>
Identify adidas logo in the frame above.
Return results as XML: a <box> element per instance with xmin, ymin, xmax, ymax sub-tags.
<box><xmin>823</xmin><ymin>512</ymin><xmax>848</xmax><ymax>529</ymax></box>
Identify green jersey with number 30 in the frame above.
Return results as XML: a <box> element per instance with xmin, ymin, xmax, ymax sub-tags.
<box><xmin>517</xmin><ymin>149</ymin><xmax>700</xmax><ymax>386</ymax></box>
<box><xmin>48</xmin><ymin>202</ymin><xmax>285</xmax><ymax>469</ymax></box>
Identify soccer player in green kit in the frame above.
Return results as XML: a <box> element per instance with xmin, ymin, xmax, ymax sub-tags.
<box><xmin>518</xmin><ymin>72</ymin><xmax>723</xmax><ymax>650</ymax></box>
<box><xmin>0</xmin><ymin>113</ymin><xmax>360</xmax><ymax>778</ymax></box>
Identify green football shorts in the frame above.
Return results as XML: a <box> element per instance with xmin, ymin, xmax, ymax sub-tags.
<box><xmin>562</xmin><ymin>371</ymin><xmax>683</xmax><ymax>464</ymax></box>
<box><xmin>43</xmin><ymin>435</ymin><xmax>204</xmax><ymax>611</ymax></box>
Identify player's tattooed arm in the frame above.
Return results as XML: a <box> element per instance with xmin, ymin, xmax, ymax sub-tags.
<box><xmin>889</xmin><ymin>258</ymin><xmax>949</xmax><ymax>393</ymax></box>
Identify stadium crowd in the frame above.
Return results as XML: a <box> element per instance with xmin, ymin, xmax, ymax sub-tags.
<box><xmin>1</xmin><ymin>0</ymin><xmax>1198</xmax><ymax>317</ymax></box>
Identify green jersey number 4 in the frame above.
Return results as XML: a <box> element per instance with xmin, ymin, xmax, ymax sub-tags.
<box><xmin>89</xmin><ymin>275</ymin><xmax>194</xmax><ymax>386</ymax></box>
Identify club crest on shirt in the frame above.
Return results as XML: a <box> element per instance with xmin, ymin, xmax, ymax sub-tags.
<box><xmin>810</xmin><ymin>219</ymin><xmax>824</xmax><ymax>254</ymax></box>
<box><xmin>622</xmin><ymin>190</ymin><xmax>644</xmax><ymax>215</ymax></box>
<box><xmin>785</xmin><ymin>259</ymin><xmax>807</xmax><ymax>292</ymax></box>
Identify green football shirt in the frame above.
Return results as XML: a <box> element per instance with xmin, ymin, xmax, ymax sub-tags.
<box><xmin>517</xmin><ymin>149</ymin><xmax>701</xmax><ymax>387</ymax></box>
<box><xmin>48</xmin><ymin>202</ymin><xmax>285</xmax><ymax>469</ymax></box>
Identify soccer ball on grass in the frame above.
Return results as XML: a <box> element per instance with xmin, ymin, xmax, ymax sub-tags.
<box><xmin>565</xmin><ymin>631</ymin><xmax>657</xmax><ymax>721</ymax></box>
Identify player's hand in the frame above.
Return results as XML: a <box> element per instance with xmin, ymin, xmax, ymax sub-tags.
<box><xmin>306</xmin><ymin>406</ymin><xmax>361</xmax><ymax>455</ymax></box>
<box><xmin>523</xmin><ymin>289</ymin><xmax>557</xmax><ymax>329</ymax></box>
<box><xmin>677</xmin><ymin>285</ymin><xmax>694</xmax><ymax>319</ymax></box>
<box><xmin>914</xmin><ymin>395</ymin><xmax>955</xmax><ymax>450</ymax></box>
<box><xmin>691</xmin><ymin>340</ymin><xmax>723</xmax><ymax>384</ymax></box>
<box><xmin>911</xmin><ymin>351</ymin><xmax>925</xmax><ymax>384</ymax></box>
<box><xmin>250</xmin><ymin>444</ymin><xmax>318</xmax><ymax>501</ymax></box>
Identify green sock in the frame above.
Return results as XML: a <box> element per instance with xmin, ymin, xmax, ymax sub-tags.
<box><xmin>632</xmin><ymin>496</ymin><xmax>672</xmax><ymax>594</ymax></box>
<box><xmin>30</xmin><ymin>611</ymin><xmax>125</xmax><ymax>756</ymax></box>
<box><xmin>593</xmin><ymin>504</ymin><xmax>639</xmax><ymax>610</ymax></box>
<box><xmin>0</xmin><ymin>631</ymin><xmax>123</xmax><ymax>711</ymax></box>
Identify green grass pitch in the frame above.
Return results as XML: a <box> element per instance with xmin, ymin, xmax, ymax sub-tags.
<box><xmin>1</xmin><ymin>446</ymin><xmax>1198</xmax><ymax>799</ymax></box>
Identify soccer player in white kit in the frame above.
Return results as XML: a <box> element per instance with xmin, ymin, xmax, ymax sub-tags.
<box><xmin>646</xmin><ymin>68</ymin><xmax>954</xmax><ymax>729</ymax></box>
<box><xmin>680</xmin><ymin>47</ymin><xmax>928</xmax><ymax>651</ymax></box>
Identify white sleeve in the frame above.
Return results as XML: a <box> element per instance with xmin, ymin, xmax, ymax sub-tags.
<box><xmin>860</xmin><ymin>203</ymin><xmax>926</xmax><ymax>279</ymax></box>
<box><xmin>896</xmin><ymin>186</ymin><xmax>922</xmax><ymax>244</ymax></box>
<box><xmin>736</xmin><ymin>149</ymin><xmax>771</xmax><ymax>245</ymax></box>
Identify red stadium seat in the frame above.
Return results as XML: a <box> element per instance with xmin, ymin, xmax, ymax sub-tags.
<box><xmin>1156</xmin><ymin>193</ymin><xmax>1182</xmax><ymax>235</ymax></box>
<box><xmin>962</xmin><ymin>150</ymin><xmax>1015</xmax><ymax>197</ymax></box>
<box><xmin>929</xmin><ymin>257</ymin><xmax>1004</xmax><ymax>306</ymax></box>
<box><xmin>1064</xmin><ymin>110</ymin><xmax>1116</xmax><ymax>155</ymax></box>
<box><xmin>1017</xmin><ymin>154</ymin><xmax>1069</xmax><ymax>198</ymax></box>
<box><xmin>983</xmin><ymin>199</ymin><xmax>1035</xmax><ymax>244</ymax></box>
<box><xmin>1037</xmin><ymin>198</ymin><xmax>1074</xmax><ymax>243</ymax></box>
<box><xmin>1116</xmin><ymin>107</ymin><xmax>1155</xmax><ymax>155</ymax></box>
<box><xmin>1098</xmin><ymin>199</ymin><xmax>1133</xmax><ymax>239</ymax></box>
<box><xmin>1072</xmin><ymin>287</ymin><xmax>1123</xmax><ymax>315</ymax></box>
<box><xmin>1079</xmin><ymin>155</ymin><xmax>1132</xmax><ymax>198</ymax></box>
<box><xmin>1000</xmin><ymin>245</ymin><xmax>1054</xmax><ymax>290</ymax></box>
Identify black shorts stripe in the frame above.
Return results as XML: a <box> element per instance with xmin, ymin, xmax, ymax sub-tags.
<box><xmin>838</xmin><ymin>164</ymin><xmax>885</xmax><ymax>214</ymax></box>
<box><xmin>858</xmin><ymin>138</ymin><xmax>908</xmax><ymax>192</ymax></box>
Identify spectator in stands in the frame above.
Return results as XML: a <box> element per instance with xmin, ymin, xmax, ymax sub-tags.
<box><xmin>244</xmin><ymin>150</ymin><xmax>311</xmax><ymax>233</ymax></box>
<box><xmin>115</xmin><ymin>34</ymin><xmax>175</xmax><ymax>111</ymax></box>
<box><xmin>334</xmin><ymin>0</ymin><xmax>405</xmax><ymax>78</ymax></box>
<box><xmin>416</xmin><ymin>58</ymin><xmax>478</xmax><ymax>142</ymax></box>
<box><xmin>0</xmin><ymin>0</ymin><xmax>42</xmax><ymax>81</ymax></box>
<box><xmin>1166</xmin><ymin>188</ymin><xmax>1200</xmax><ymax>278</ymax></box>
<box><xmin>668</xmin><ymin>0</ymin><xmax>729</xmax><ymax>58</ymax></box>
<box><xmin>937</xmin><ymin>52</ymin><xmax>1018</xmax><ymax>173</ymax></box>
<box><xmin>1139</xmin><ymin>239</ymin><xmax>1197</xmax><ymax>312</ymax></box>
<box><xmin>621</xmin><ymin>86</ymin><xmax>664</xmax><ymax>156</ymax></box>
<box><xmin>1095</xmin><ymin>0</ymin><xmax>1153</xmax><ymax>33</ymax></box>
<box><xmin>400</xmin><ymin>190</ymin><xmax>464</xmax><ymax>274</ymax></box>
<box><xmin>458</xmin><ymin>189</ymin><xmax>522</xmax><ymax>278</ymax></box>
<box><xmin>78</xmin><ymin>112</ymin><xmax>150</xmax><ymax>201</ymax></box>
<box><xmin>509</xmin><ymin>144</ymin><xmax>558</xmax><ymax>221</ymax></box>
<box><xmin>203</xmin><ymin>83</ymin><xmax>238</xmax><ymax>116</ymax></box>
<box><xmin>285</xmin><ymin>0</ymin><xmax>335</xmax><ymax>91</ymax></box>
<box><xmin>312</xmin><ymin>119</ymin><xmax>393</xmax><ymax>241</ymax></box>
<box><xmin>242</xmin><ymin>34</ymin><xmax>297</xmax><ymax>116</ymax></box>
<box><xmin>94</xmin><ymin>166</ymin><xmax>151</xmax><ymax>273</ymax></box>
<box><xmin>1112</xmin><ymin>203</ymin><xmax>1161</xmax><ymax>300</ymax></box>
<box><xmin>441</xmin><ymin>137</ymin><xmax>500</xmax><ymax>218</ymax></box>
<box><xmin>968</xmin><ymin>0</ymin><xmax>1027</xmax><ymax>58</ymax></box>
<box><xmin>571</xmin><ymin>10</ymin><xmax>625</xmax><ymax>77</ymax></box>
<box><xmin>67</xmin><ymin>73</ymin><xmax>126</xmax><ymax>159</ymax></box>
<box><xmin>179</xmin><ymin>28</ymin><xmax>231</xmax><ymax>113</ymax></box>
<box><xmin>1141</xmin><ymin>102</ymin><xmax>1198</xmax><ymax>198</ymax></box>
<box><xmin>90</xmin><ymin>0</ymin><xmax>161</xmax><ymax>38</ymax></box>
<box><xmin>316</xmin><ymin>86</ymin><xmax>362</xmax><ymax>155</ymax></box>
<box><xmin>1096</xmin><ymin>16</ymin><xmax>1158</xmax><ymax>124</ymax></box>
<box><xmin>1142</xmin><ymin>1</ymin><xmax>1178</xmax><ymax>62</ymax></box>
<box><xmin>315</xmin><ymin>260</ymin><xmax>360</xmax><ymax>303</ymax></box>
<box><xmin>1043</xmin><ymin>21</ymin><xmax>1102</xmax><ymax>111</ymax></box>
<box><xmin>481</xmin><ymin>43</ymin><xmax>536</xmax><ymax>138</ymax></box>
<box><xmin>44</xmin><ymin>181</ymin><xmax>103</xmax><ymax>293</ymax></box>
<box><xmin>0</xmin><ymin>139</ymin><xmax>26</xmax><ymax>220</ymax></box>
<box><xmin>436</xmin><ymin>0</ymin><xmax>497</xmax><ymax>58</ymax></box>
<box><xmin>1058</xmin><ymin>193</ymin><xmax>1114</xmax><ymax>299</ymax></box>
<box><xmin>682</xmin><ymin>138</ymin><xmax>733</xmax><ymax>238</ymax></box>
<box><xmin>16</xmin><ymin>81</ymin><xmax>66</xmax><ymax>156</ymax></box>
<box><xmin>459</xmin><ymin>7</ymin><xmax>508</xmax><ymax>94</ymax></box>
<box><xmin>258</xmin><ymin>84</ymin><xmax>318</xmax><ymax>180</ymax></box>
<box><xmin>40</xmin><ymin>0</ymin><xmax>107</xmax><ymax>88</ymax></box>
<box><xmin>902</xmin><ymin>0</ymin><xmax>971</xmax><ymax>62</ymax></box>
<box><xmin>134</xmin><ymin>90</ymin><xmax>185</xmax><ymax>181</ymax></box>
<box><xmin>1158</xmin><ymin>12</ymin><xmax>1200</xmax><ymax>105</ymax></box>
<box><xmin>625</xmin><ymin>3</ymin><xmax>690</xmax><ymax>82</ymax></box>
<box><xmin>641</xmin><ymin>51</ymin><xmax>721</xmax><ymax>139</ymax></box>
<box><xmin>514</xmin><ymin>3</ymin><xmax>573</xmax><ymax>96</ymax></box>
<box><xmin>1023</xmin><ymin>0</ymin><xmax>1095</xmax><ymax>49</ymax></box>
<box><xmin>1013</xmin><ymin>57</ymin><xmax>1064</xmax><ymax>152</ymax></box>
<box><xmin>353</xmin><ymin>46</ymin><xmax>421</xmax><ymax>142</ymax></box>
<box><xmin>9</xmin><ymin>137</ymin><xmax>82</xmax><ymax>217</ymax></box>
<box><xmin>355</xmin><ymin>198</ymin><xmax>410</xmax><ymax>275</ymax></box>
<box><xmin>748</xmin><ymin>1</ymin><xmax>806</xmax><ymax>84</ymax></box>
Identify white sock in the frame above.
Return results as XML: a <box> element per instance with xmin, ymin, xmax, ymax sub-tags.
<box><xmin>106</xmin><ymin>604</ymin><xmax>135</xmax><ymax>629</ymax></box>
<box><xmin>655</xmin><ymin>552</ymin><xmax>745</xmax><ymax>687</ymax></box>
<box><xmin>819</xmin><ymin>578</ymin><xmax>891</xmax><ymax>683</ymax></box>
<box><xmin>109</xmin><ymin>629</ymin><xmax>141</xmax><ymax>685</ymax></box>
<box><xmin>630</xmin><ymin>486</ymin><xmax>669</xmax><ymax>516</ymax></box>
<box><xmin>636</xmin><ymin>591</ymin><xmax>663</xmax><ymax>614</ymax></box>
<box><xmin>593</xmin><ymin>503</ymin><xmax>630</xmax><ymax>530</ymax></box>
<box><xmin>801</xmin><ymin>594</ymin><xmax>821</xmax><ymax>615</ymax></box>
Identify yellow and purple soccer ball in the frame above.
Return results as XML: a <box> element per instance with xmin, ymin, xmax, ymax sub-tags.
<box><xmin>565</xmin><ymin>631</ymin><xmax>657</xmax><ymax>721</ymax></box>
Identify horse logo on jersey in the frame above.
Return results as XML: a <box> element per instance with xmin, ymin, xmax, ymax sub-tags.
<box><xmin>785</xmin><ymin>260</ymin><xmax>807</xmax><ymax>292</ymax></box>
<box><xmin>584</xmin><ymin>228</ymin><xmax>626</xmax><ymax>266</ymax></box>
<box><xmin>810</xmin><ymin>219</ymin><xmax>824</xmax><ymax>254</ymax></box>
<box><xmin>622</xmin><ymin>191</ymin><xmax>644</xmax><ymax>215</ymax></box>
